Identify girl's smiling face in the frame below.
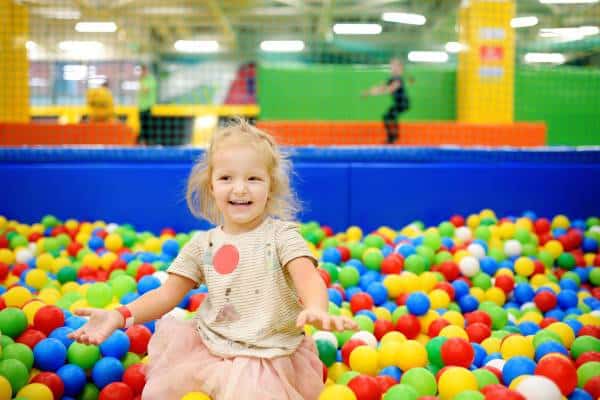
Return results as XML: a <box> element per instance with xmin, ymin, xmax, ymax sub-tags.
<box><xmin>211</xmin><ymin>141</ymin><xmax>271</xmax><ymax>234</ymax></box>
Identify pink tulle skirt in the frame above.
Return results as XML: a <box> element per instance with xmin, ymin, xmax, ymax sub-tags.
<box><xmin>142</xmin><ymin>317</ymin><xmax>324</xmax><ymax>400</ymax></box>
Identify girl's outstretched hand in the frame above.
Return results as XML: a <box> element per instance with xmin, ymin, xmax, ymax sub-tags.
<box><xmin>296</xmin><ymin>308</ymin><xmax>358</xmax><ymax>331</ymax></box>
<box><xmin>67</xmin><ymin>308</ymin><xmax>124</xmax><ymax>345</ymax></box>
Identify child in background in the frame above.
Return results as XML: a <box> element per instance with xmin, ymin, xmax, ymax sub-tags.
<box><xmin>69</xmin><ymin>119</ymin><xmax>357</xmax><ymax>400</ymax></box>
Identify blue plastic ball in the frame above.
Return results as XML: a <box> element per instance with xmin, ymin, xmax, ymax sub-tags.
<box><xmin>91</xmin><ymin>356</ymin><xmax>124</xmax><ymax>389</ymax></box>
<box><xmin>406</xmin><ymin>292</ymin><xmax>430</xmax><ymax>316</ymax></box>
<box><xmin>557</xmin><ymin>290</ymin><xmax>579</xmax><ymax>310</ymax></box>
<box><xmin>502</xmin><ymin>356</ymin><xmax>536</xmax><ymax>385</ymax></box>
<box><xmin>48</xmin><ymin>326</ymin><xmax>74</xmax><ymax>349</ymax></box>
<box><xmin>137</xmin><ymin>275</ymin><xmax>161</xmax><ymax>295</ymax></box>
<box><xmin>513</xmin><ymin>283</ymin><xmax>535</xmax><ymax>304</ymax></box>
<box><xmin>366</xmin><ymin>282</ymin><xmax>388</xmax><ymax>306</ymax></box>
<box><xmin>322</xmin><ymin>247</ymin><xmax>342</xmax><ymax>265</ymax></box>
<box><xmin>99</xmin><ymin>330</ymin><xmax>130</xmax><ymax>359</ymax></box>
<box><xmin>161</xmin><ymin>239</ymin><xmax>180</xmax><ymax>257</ymax></box>
<box><xmin>57</xmin><ymin>364</ymin><xmax>87</xmax><ymax>396</ymax></box>
<box><xmin>379</xmin><ymin>365</ymin><xmax>402</xmax><ymax>381</ymax></box>
<box><xmin>33</xmin><ymin>338</ymin><xmax>67</xmax><ymax>371</ymax></box>
<box><xmin>328</xmin><ymin>288</ymin><xmax>343</xmax><ymax>306</ymax></box>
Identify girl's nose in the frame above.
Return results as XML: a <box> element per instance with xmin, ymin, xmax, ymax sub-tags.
<box><xmin>233</xmin><ymin>180</ymin><xmax>247</xmax><ymax>193</ymax></box>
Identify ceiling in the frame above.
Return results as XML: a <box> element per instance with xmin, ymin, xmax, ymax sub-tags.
<box><xmin>21</xmin><ymin>0</ymin><xmax>600</xmax><ymax>62</ymax></box>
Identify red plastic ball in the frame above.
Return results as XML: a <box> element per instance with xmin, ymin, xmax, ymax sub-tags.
<box><xmin>12</xmin><ymin>263</ymin><xmax>29</xmax><ymax>277</ymax></box>
<box><xmin>317</xmin><ymin>269</ymin><xmax>331</xmax><ymax>286</ymax></box>
<box><xmin>16</xmin><ymin>328</ymin><xmax>47</xmax><ymax>349</ymax></box>
<box><xmin>395</xmin><ymin>314</ymin><xmax>421</xmax><ymax>339</ymax></box>
<box><xmin>0</xmin><ymin>236</ymin><xmax>9</xmax><ymax>248</ymax></box>
<box><xmin>126</xmin><ymin>325</ymin><xmax>152</xmax><ymax>355</ymax></box>
<box><xmin>437</xmin><ymin>261</ymin><xmax>460</xmax><ymax>281</ymax></box>
<box><xmin>99</xmin><ymin>382</ymin><xmax>134</xmax><ymax>400</ymax></box>
<box><xmin>0</xmin><ymin>262</ymin><xmax>9</xmax><ymax>281</ymax></box>
<box><xmin>465</xmin><ymin>311</ymin><xmax>492</xmax><ymax>327</ymax></box>
<box><xmin>494</xmin><ymin>275</ymin><xmax>515</xmax><ymax>294</ymax></box>
<box><xmin>337</xmin><ymin>246</ymin><xmax>351</xmax><ymax>262</ymax></box>
<box><xmin>110</xmin><ymin>259</ymin><xmax>127</xmax><ymax>272</ymax></box>
<box><xmin>427</xmin><ymin>318</ymin><xmax>450</xmax><ymax>337</ymax></box>
<box><xmin>135</xmin><ymin>263</ymin><xmax>156</xmax><ymax>281</ymax></box>
<box><xmin>341</xmin><ymin>339</ymin><xmax>367</xmax><ymax>365</ymax></box>
<box><xmin>322</xmin><ymin>362</ymin><xmax>328</xmax><ymax>383</ymax></box>
<box><xmin>466</xmin><ymin>322</ymin><xmax>492</xmax><ymax>343</ymax></box>
<box><xmin>450</xmin><ymin>215</ymin><xmax>465</xmax><ymax>227</ymax></box>
<box><xmin>122</xmin><ymin>363</ymin><xmax>146</xmax><ymax>396</ymax></box>
<box><xmin>482</xmin><ymin>366</ymin><xmax>503</xmax><ymax>384</ymax></box>
<box><xmin>534</xmin><ymin>218</ymin><xmax>551</xmax><ymax>234</ymax></box>
<box><xmin>33</xmin><ymin>305</ymin><xmax>66</xmax><ymax>335</ymax></box>
<box><xmin>441</xmin><ymin>338</ymin><xmax>474</xmax><ymax>368</ymax></box>
<box><xmin>375</xmin><ymin>375</ymin><xmax>397</xmax><ymax>394</ymax></box>
<box><xmin>433</xmin><ymin>282</ymin><xmax>455</xmax><ymax>300</ymax></box>
<box><xmin>535</xmin><ymin>355</ymin><xmax>577</xmax><ymax>396</ymax></box>
<box><xmin>482</xmin><ymin>384</ymin><xmax>526</xmax><ymax>400</ymax></box>
<box><xmin>31</xmin><ymin>371</ymin><xmax>65</xmax><ymax>400</ymax></box>
<box><xmin>583</xmin><ymin>376</ymin><xmax>600</xmax><ymax>399</ymax></box>
<box><xmin>188</xmin><ymin>293</ymin><xmax>207</xmax><ymax>312</ymax></box>
<box><xmin>578</xmin><ymin>325</ymin><xmax>600</xmax><ymax>339</ymax></box>
<box><xmin>350</xmin><ymin>293</ymin><xmax>374</xmax><ymax>314</ymax></box>
<box><xmin>533</xmin><ymin>260</ymin><xmax>546</xmax><ymax>275</ymax></box>
<box><xmin>540</xmin><ymin>317</ymin><xmax>559</xmax><ymax>329</ymax></box>
<box><xmin>381</xmin><ymin>254</ymin><xmax>403</xmax><ymax>275</ymax></box>
<box><xmin>534</xmin><ymin>291</ymin><xmax>557</xmax><ymax>312</ymax></box>
<box><xmin>575</xmin><ymin>351</ymin><xmax>600</xmax><ymax>368</ymax></box>
<box><xmin>347</xmin><ymin>374</ymin><xmax>382</xmax><ymax>400</ymax></box>
<box><xmin>161</xmin><ymin>228</ymin><xmax>176</xmax><ymax>237</ymax></box>
<box><xmin>373</xmin><ymin>319</ymin><xmax>395</xmax><ymax>341</ymax></box>
<box><xmin>0</xmin><ymin>297</ymin><xmax>5</xmax><ymax>311</ymax></box>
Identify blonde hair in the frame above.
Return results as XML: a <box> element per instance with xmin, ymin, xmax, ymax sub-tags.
<box><xmin>186</xmin><ymin>118</ymin><xmax>300</xmax><ymax>225</ymax></box>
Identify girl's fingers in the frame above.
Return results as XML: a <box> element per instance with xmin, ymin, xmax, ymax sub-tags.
<box><xmin>321</xmin><ymin>315</ymin><xmax>331</xmax><ymax>330</ymax></box>
<box><xmin>73</xmin><ymin>308</ymin><xmax>94</xmax><ymax>317</ymax></box>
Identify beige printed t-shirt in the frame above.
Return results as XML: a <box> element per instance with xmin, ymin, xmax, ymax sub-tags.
<box><xmin>167</xmin><ymin>217</ymin><xmax>317</xmax><ymax>359</ymax></box>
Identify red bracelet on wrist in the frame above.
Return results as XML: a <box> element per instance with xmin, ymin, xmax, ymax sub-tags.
<box><xmin>116</xmin><ymin>306</ymin><xmax>134</xmax><ymax>329</ymax></box>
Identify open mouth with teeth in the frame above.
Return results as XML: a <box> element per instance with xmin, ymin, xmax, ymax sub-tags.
<box><xmin>229</xmin><ymin>200</ymin><xmax>252</xmax><ymax>206</ymax></box>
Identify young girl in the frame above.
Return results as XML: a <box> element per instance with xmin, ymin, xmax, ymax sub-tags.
<box><xmin>68</xmin><ymin>119</ymin><xmax>357</xmax><ymax>400</ymax></box>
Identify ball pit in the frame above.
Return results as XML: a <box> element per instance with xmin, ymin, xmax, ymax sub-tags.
<box><xmin>0</xmin><ymin>211</ymin><xmax>598</xmax><ymax>399</ymax></box>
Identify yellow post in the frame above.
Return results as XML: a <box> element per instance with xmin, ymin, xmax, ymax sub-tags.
<box><xmin>0</xmin><ymin>0</ymin><xmax>29</xmax><ymax>122</ymax></box>
<box><xmin>457</xmin><ymin>0</ymin><xmax>515</xmax><ymax>123</ymax></box>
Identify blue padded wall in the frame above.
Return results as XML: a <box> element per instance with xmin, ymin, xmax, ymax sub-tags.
<box><xmin>1</xmin><ymin>147</ymin><xmax>599</xmax><ymax>233</ymax></box>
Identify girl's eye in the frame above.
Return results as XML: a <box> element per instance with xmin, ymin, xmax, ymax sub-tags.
<box><xmin>248</xmin><ymin>176</ymin><xmax>262</xmax><ymax>181</ymax></box>
<box><xmin>219</xmin><ymin>176</ymin><xmax>231</xmax><ymax>181</ymax></box>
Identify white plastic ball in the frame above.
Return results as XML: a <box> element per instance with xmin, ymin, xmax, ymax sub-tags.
<box><xmin>15</xmin><ymin>248</ymin><xmax>33</xmax><ymax>264</ymax></box>
<box><xmin>152</xmin><ymin>270</ymin><xmax>169</xmax><ymax>284</ymax></box>
<box><xmin>485</xmin><ymin>358</ymin><xmax>506</xmax><ymax>372</ymax></box>
<box><xmin>514</xmin><ymin>375</ymin><xmax>562</xmax><ymax>400</ymax></box>
<box><xmin>467</xmin><ymin>243</ymin><xmax>486</xmax><ymax>259</ymax></box>
<box><xmin>312</xmin><ymin>331</ymin><xmax>338</xmax><ymax>348</ymax></box>
<box><xmin>455</xmin><ymin>226</ymin><xmax>472</xmax><ymax>242</ymax></box>
<box><xmin>106</xmin><ymin>223</ymin><xmax>119</xmax><ymax>233</ymax></box>
<box><xmin>165</xmin><ymin>307</ymin><xmax>188</xmax><ymax>320</ymax></box>
<box><xmin>504</xmin><ymin>240</ymin><xmax>522</xmax><ymax>257</ymax></box>
<box><xmin>351</xmin><ymin>331</ymin><xmax>378</xmax><ymax>348</ymax></box>
<box><xmin>459</xmin><ymin>256</ymin><xmax>480</xmax><ymax>277</ymax></box>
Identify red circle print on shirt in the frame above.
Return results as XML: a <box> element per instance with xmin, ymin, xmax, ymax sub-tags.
<box><xmin>212</xmin><ymin>244</ymin><xmax>240</xmax><ymax>274</ymax></box>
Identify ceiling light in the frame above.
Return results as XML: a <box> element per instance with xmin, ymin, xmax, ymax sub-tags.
<box><xmin>445</xmin><ymin>42</ymin><xmax>466</xmax><ymax>53</ymax></box>
<box><xmin>381</xmin><ymin>12</ymin><xmax>426</xmax><ymax>25</ymax></box>
<box><xmin>174</xmin><ymin>40</ymin><xmax>219</xmax><ymax>53</ymax></box>
<box><xmin>511</xmin><ymin>16</ymin><xmax>539</xmax><ymax>28</ymax></box>
<box><xmin>524</xmin><ymin>52</ymin><xmax>566</xmax><ymax>63</ymax></box>
<box><xmin>260</xmin><ymin>40</ymin><xmax>305</xmax><ymax>52</ymax></box>
<box><xmin>539</xmin><ymin>0</ymin><xmax>598</xmax><ymax>4</ymax></box>
<box><xmin>333</xmin><ymin>23</ymin><xmax>382</xmax><ymax>35</ymax></box>
<box><xmin>75</xmin><ymin>22</ymin><xmax>117</xmax><ymax>33</ymax></box>
<box><xmin>408</xmin><ymin>51</ymin><xmax>449</xmax><ymax>63</ymax></box>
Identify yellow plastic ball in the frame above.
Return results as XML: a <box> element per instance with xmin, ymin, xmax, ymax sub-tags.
<box><xmin>519</xmin><ymin>311</ymin><xmax>543</xmax><ymax>325</ymax></box>
<box><xmin>373</xmin><ymin>307</ymin><xmax>392</xmax><ymax>321</ymax></box>
<box><xmin>544</xmin><ymin>240</ymin><xmax>563</xmax><ymax>259</ymax></box>
<box><xmin>328</xmin><ymin>362</ymin><xmax>350</xmax><ymax>382</ymax></box>
<box><xmin>0</xmin><ymin>215</ymin><xmax>6</xmax><ymax>229</ymax></box>
<box><xmin>481</xmin><ymin>337</ymin><xmax>502</xmax><ymax>354</ymax></box>
<box><xmin>485</xmin><ymin>287</ymin><xmax>507</xmax><ymax>306</ymax></box>
<box><xmin>418</xmin><ymin>310</ymin><xmax>440</xmax><ymax>334</ymax></box>
<box><xmin>3</xmin><ymin>286</ymin><xmax>33</xmax><ymax>307</ymax></box>
<box><xmin>501</xmin><ymin>335</ymin><xmax>535</xmax><ymax>359</ymax></box>
<box><xmin>578</xmin><ymin>314</ymin><xmax>600</xmax><ymax>327</ymax></box>
<box><xmin>496</xmin><ymin>268</ymin><xmax>515</xmax><ymax>278</ymax></box>
<box><xmin>346</xmin><ymin>226</ymin><xmax>363</xmax><ymax>242</ymax></box>
<box><xmin>515</xmin><ymin>217</ymin><xmax>533</xmax><ymax>232</ymax></box>
<box><xmin>0</xmin><ymin>375</ymin><xmax>12</xmax><ymax>400</ymax></box>
<box><xmin>380</xmin><ymin>331</ymin><xmax>406</xmax><ymax>346</ymax></box>
<box><xmin>396</xmin><ymin>272</ymin><xmax>420</xmax><ymax>295</ymax></box>
<box><xmin>584</xmin><ymin>253</ymin><xmax>596</xmax><ymax>266</ymax></box>
<box><xmin>75</xmin><ymin>232</ymin><xmax>91</xmax><ymax>245</ymax></box>
<box><xmin>419</xmin><ymin>271</ymin><xmax>439</xmax><ymax>293</ymax></box>
<box><xmin>61</xmin><ymin>281</ymin><xmax>80</xmax><ymax>294</ymax></box>
<box><xmin>69</xmin><ymin>299</ymin><xmax>89</xmax><ymax>313</ymax></box>
<box><xmin>396</xmin><ymin>340</ymin><xmax>428</xmax><ymax>371</ymax></box>
<box><xmin>480</xmin><ymin>209</ymin><xmax>497</xmax><ymax>220</ymax></box>
<box><xmin>467</xmin><ymin>214</ymin><xmax>481</xmax><ymax>229</ymax></box>
<box><xmin>144</xmin><ymin>237</ymin><xmax>161</xmax><ymax>253</ymax></box>
<box><xmin>551</xmin><ymin>214</ymin><xmax>570</xmax><ymax>229</ymax></box>
<box><xmin>429</xmin><ymin>289</ymin><xmax>451</xmax><ymax>309</ymax></box>
<box><xmin>515</xmin><ymin>257</ymin><xmax>535</xmax><ymax>277</ymax></box>
<box><xmin>499</xmin><ymin>222</ymin><xmax>516</xmax><ymax>239</ymax></box>
<box><xmin>377</xmin><ymin>226</ymin><xmax>396</xmax><ymax>241</ymax></box>
<box><xmin>439</xmin><ymin>325</ymin><xmax>469</xmax><ymax>340</ymax></box>
<box><xmin>530</xmin><ymin>274</ymin><xmax>550</xmax><ymax>288</ymax></box>
<box><xmin>65</xmin><ymin>219</ymin><xmax>79</xmax><ymax>230</ymax></box>
<box><xmin>438</xmin><ymin>367</ymin><xmax>478</xmax><ymax>400</ymax></box>
<box><xmin>24</xmin><ymin>300</ymin><xmax>46</xmax><ymax>324</ymax></box>
<box><xmin>318</xmin><ymin>385</ymin><xmax>357</xmax><ymax>400</ymax></box>
<box><xmin>470</xmin><ymin>287</ymin><xmax>486</xmax><ymax>303</ymax></box>
<box><xmin>378</xmin><ymin>341</ymin><xmax>402</xmax><ymax>368</ymax></box>
<box><xmin>25</xmin><ymin>269</ymin><xmax>49</xmax><ymax>290</ymax></box>
<box><xmin>0</xmin><ymin>248</ymin><xmax>15</xmax><ymax>265</ymax></box>
<box><xmin>453</xmin><ymin>249</ymin><xmax>470</xmax><ymax>263</ymax></box>
<box><xmin>82</xmin><ymin>253</ymin><xmax>102</xmax><ymax>269</ymax></box>
<box><xmin>34</xmin><ymin>253</ymin><xmax>54</xmax><ymax>271</ymax></box>
<box><xmin>52</xmin><ymin>257</ymin><xmax>70</xmax><ymax>274</ymax></box>
<box><xmin>443</xmin><ymin>310</ymin><xmax>465</xmax><ymax>327</ymax></box>
<box><xmin>181</xmin><ymin>392</ymin><xmax>212</xmax><ymax>400</ymax></box>
<box><xmin>348</xmin><ymin>345</ymin><xmax>379</xmax><ymax>376</ymax></box>
<box><xmin>16</xmin><ymin>383</ymin><xmax>54</xmax><ymax>400</ymax></box>
<box><xmin>38</xmin><ymin>288</ymin><xmax>61</xmax><ymax>305</ymax></box>
<box><xmin>100</xmin><ymin>252</ymin><xmax>118</xmax><ymax>271</ymax></box>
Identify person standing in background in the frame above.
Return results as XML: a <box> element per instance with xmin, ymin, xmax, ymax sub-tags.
<box><xmin>137</xmin><ymin>64</ymin><xmax>157</xmax><ymax>144</ymax></box>
<box><xmin>362</xmin><ymin>58</ymin><xmax>413</xmax><ymax>145</ymax></box>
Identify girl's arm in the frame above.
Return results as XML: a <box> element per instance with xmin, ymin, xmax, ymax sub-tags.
<box><xmin>288</xmin><ymin>257</ymin><xmax>357</xmax><ymax>331</ymax></box>
<box><xmin>124</xmin><ymin>273</ymin><xmax>196</xmax><ymax>323</ymax></box>
<box><xmin>69</xmin><ymin>273</ymin><xmax>196</xmax><ymax>345</ymax></box>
